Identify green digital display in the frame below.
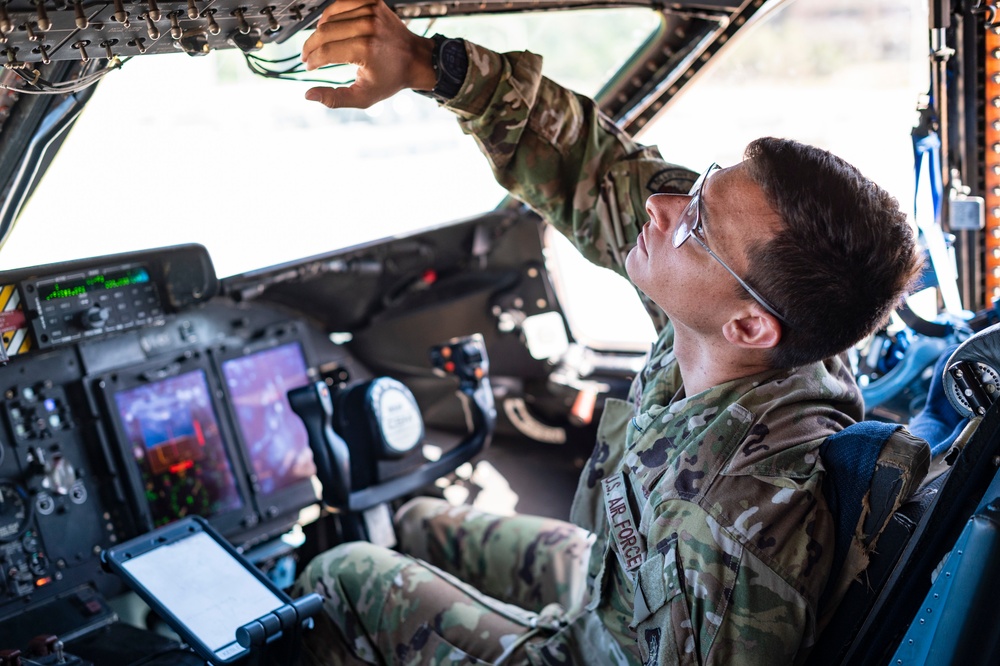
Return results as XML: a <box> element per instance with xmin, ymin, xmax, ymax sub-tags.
<box><xmin>41</xmin><ymin>266</ymin><xmax>151</xmax><ymax>301</ymax></box>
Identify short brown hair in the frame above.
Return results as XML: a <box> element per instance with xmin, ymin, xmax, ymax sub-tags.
<box><xmin>741</xmin><ymin>137</ymin><xmax>923</xmax><ymax>369</ymax></box>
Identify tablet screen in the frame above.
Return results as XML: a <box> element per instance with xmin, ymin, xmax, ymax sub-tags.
<box><xmin>120</xmin><ymin>530</ymin><xmax>285</xmax><ymax>659</ymax></box>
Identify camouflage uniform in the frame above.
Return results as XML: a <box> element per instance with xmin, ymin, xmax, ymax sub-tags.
<box><xmin>295</xmin><ymin>43</ymin><xmax>866</xmax><ymax>664</ymax></box>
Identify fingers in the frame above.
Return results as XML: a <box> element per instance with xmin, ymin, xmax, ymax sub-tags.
<box><xmin>315</xmin><ymin>0</ymin><xmax>378</xmax><ymax>26</ymax></box>
<box><xmin>304</xmin><ymin>84</ymin><xmax>374</xmax><ymax>109</ymax></box>
<box><xmin>302</xmin><ymin>0</ymin><xmax>380</xmax><ymax>65</ymax></box>
<box><xmin>317</xmin><ymin>3</ymin><xmax>378</xmax><ymax>27</ymax></box>
<box><xmin>301</xmin><ymin>17</ymin><xmax>374</xmax><ymax>70</ymax></box>
<box><xmin>300</xmin><ymin>0</ymin><xmax>431</xmax><ymax>109</ymax></box>
<box><xmin>301</xmin><ymin>0</ymin><xmax>400</xmax><ymax>70</ymax></box>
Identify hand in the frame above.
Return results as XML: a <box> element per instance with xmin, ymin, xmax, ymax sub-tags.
<box><xmin>301</xmin><ymin>0</ymin><xmax>437</xmax><ymax>109</ymax></box>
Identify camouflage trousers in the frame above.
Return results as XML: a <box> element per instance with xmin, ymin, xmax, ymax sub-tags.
<box><xmin>292</xmin><ymin>498</ymin><xmax>594</xmax><ymax>665</ymax></box>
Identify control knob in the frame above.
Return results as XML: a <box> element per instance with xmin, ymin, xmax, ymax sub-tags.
<box><xmin>79</xmin><ymin>305</ymin><xmax>110</xmax><ymax>330</ymax></box>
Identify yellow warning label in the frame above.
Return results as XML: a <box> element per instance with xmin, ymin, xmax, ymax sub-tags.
<box><xmin>0</xmin><ymin>285</ymin><xmax>31</xmax><ymax>356</ymax></box>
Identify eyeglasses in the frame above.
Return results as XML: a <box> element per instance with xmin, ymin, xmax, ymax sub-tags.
<box><xmin>671</xmin><ymin>163</ymin><xmax>790</xmax><ymax>326</ymax></box>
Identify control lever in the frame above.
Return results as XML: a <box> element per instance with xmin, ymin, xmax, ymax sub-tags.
<box><xmin>287</xmin><ymin>382</ymin><xmax>351</xmax><ymax>508</ymax></box>
<box><xmin>289</xmin><ymin>334</ymin><xmax>495</xmax><ymax>512</ymax></box>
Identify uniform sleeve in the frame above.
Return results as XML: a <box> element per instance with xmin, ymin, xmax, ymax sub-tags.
<box><xmin>443</xmin><ymin>42</ymin><xmax>697</xmax><ymax>284</ymax></box>
<box><xmin>635</xmin><ymin>501</ymin><xmax>815</xmax><ymax>665</ymax></box>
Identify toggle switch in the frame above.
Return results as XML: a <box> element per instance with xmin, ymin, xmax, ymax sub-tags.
<box><xmin>73</xmin><ymin>0</ymin><xmax>87</xmax><ymax>29</ymax></box>
<box><xmin>202</xmin><ymin>9</ymin><xmax>219</xmax><ymax>35</ymax></box>
<box><xmin>26</xmin><ymin>635</ymin><xmax>57</xmax><ymax>657</ymax></box>
<box><xmin>261</xmin><ymin>6</ymin><xmax>279</xmax><ymax>32</ymax></box>
<box><xmin>24</xmin><ymin>23</ymin><xmax>39</xmax><ymax>42</ymax></box>
<box><xmin>127</xmin><ymin>37</ymin><xmax>147</xmax><ymax>53</ymax></box>
<box><xmin>186</xmin><ymin>0</ymin><xmax>197</xmax><ymax>19</ymax></box>
<box><xmin>34</xmin><ymin>1</ymin><xmax>49</xmax><ymax>32</ymax></box>
<box><xmin>72</xmin><ymin>39</ymin><xmax>89</xmax><ymax>62</ymax></box>
<box><xmin>232</xmin><ymin>7</ymin><xmax>250</xmax><ymax>34</ymax></box>
<box><xmin>168</xmin><ymin>11</ymin><xmax>182</xmax><ymax>39</ymax></box>
<box><xmin>100</xmin><ymin>39</ymin><xmax>117</xmax><ymax>60</ymax></box>
<box><xmin>34</xmin><ymin>42</ymin><xmax>49</xmax><ymax>64</ymax></box>
<box><xmin>0</xmin><ymin>648</ymin><xmax>22</xmax><ymax>666</ymax></box>
<box><xmin>140</xmin><ymin>11</ymin><xmax>159</xmax><ymax>40</ymax></box>
<box><xmin>0</xmin><ymin>5</ymin><xmax>11</xmax><ymax>34</ymax></box>
<box><xmin>111</xmin><ymin>0</ymin><xmax>129</xmax><ymax>25</ymax></box>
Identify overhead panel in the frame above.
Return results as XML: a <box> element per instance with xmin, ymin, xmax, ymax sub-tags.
<box><xmin>0</xmin><ymin>0</ymin><xmax>325</xmax><ymax>64</ymax></box>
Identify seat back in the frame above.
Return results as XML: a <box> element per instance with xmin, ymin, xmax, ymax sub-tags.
<box><xmin>810</xmin><ymin>422</ymin><xmax>931</xmax><ymax>666</ymax></box>
<box><xmin>812</xmin><ymin>326</ymin><xmax>1000</xmax><ymax>665</ymax></box>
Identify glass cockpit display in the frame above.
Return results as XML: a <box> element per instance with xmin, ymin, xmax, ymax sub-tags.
<box><xmin>221</xmin><ymin>342</ymin><xmax>316</xmax><ymax>496</ymax></box>
<box><xmin>113</xmin><ymin>370</ymin><xmax>244</xmax><ymax>527</ymax></box>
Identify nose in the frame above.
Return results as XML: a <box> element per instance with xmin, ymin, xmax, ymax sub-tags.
<box><xmin>645</xmin><ymin>193</ymin><xmax>690</xmax><ymax>232</ymax></box>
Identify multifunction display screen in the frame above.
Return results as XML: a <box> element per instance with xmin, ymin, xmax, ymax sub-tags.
<box><xmin>114</xmin><ymin>370</ymin><xmax>243</xmax><ymax>526</ymax></box>
<box><xmin>221</xmin><ymin>343</ymin><xmax>316</xmax><ymax>496</ymax></box>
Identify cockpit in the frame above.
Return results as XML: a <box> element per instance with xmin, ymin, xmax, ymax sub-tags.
<box><xmin>0</xmin><ymin>0</ymin><xmax>996</xmax><ymax>663</ymax></box>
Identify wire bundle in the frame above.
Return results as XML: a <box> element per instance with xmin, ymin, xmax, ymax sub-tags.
<box><xmin>242</xmin><ymin>51</ymin><xmax>354</xmax><ymax>85</ymax></box>
<box><xmin>1</xmin><ymin>57</ymin><xmax>129</xmax><ymax>95</ymax></box>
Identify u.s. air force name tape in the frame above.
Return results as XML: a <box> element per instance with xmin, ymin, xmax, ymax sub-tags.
<box><xmin>603</xmin><ymin>471</ymin><xmax>646</xmax><ymax>576</ymax></box>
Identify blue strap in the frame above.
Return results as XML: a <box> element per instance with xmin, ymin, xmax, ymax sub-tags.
<box><xmin>911</xmin><ymin>100</ymin><xmax>945</xmax><ymax>294</ymax></box>
<box><xmin>913</xmin><ymin>129</ymin><xmax>943</xmax><ymax>223</ymax></box>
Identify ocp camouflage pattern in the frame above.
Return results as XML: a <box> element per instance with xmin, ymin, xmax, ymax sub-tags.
<box><xmin>446</xmin><ymin>42</ymin><xmax>866</xmax><ymax>663</ymax></box>
<box><xmin>297</xmin><ymin>41</ymin><xmax>870</xmax><ymax>665</ymax></box>
<box><xmin>295</xmin><ymin>500</ymin><xmax>595</xmax><ymax>665</ymax></box>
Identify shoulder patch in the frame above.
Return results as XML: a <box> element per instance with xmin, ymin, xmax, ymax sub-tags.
<box><xmin>642</xmin><ymin>628</ymin><xmax>662</xmax><ymax>666</ymax></box>
<box><xmin>646</xmin><ymin>168</ymin><xmax>698</xmax><ymax>195</ymax></box>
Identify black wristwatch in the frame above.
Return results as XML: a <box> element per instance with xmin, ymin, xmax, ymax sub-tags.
<box><xmin>429</xmin><ymin>34</ymin><xmax>468</xmax><ymax>100</ymax></box>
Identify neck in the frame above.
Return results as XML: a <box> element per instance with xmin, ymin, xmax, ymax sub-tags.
<box><xmin>672</xmin><ymin>326</ymin><xmax>775</xmax><ymax>396</ymax></box>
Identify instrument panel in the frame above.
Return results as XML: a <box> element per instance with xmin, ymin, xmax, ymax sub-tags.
<box><xmin>0</xmin><ymin>0</ymin><xmax>326</xmax><ymax>66</ymax></box>
<box><xmin>0</xmin><ymin>243</ymin><xmax>360</xmax><ymax>649</ymax></box>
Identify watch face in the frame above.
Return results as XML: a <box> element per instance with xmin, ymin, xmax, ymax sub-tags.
<box><xmin>439</xmin><ymin>40</ymin><xmax>466</xmax><ymax>81</ymax></box>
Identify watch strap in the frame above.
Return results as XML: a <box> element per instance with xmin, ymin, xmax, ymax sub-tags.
<box><xmin>430</xmin><ymin>34</ymin><xmax>468</xmax><ymax>100</ymax></box>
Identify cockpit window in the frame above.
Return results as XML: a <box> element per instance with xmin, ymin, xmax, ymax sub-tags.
<box><xmin>0</xmin><ymin>9</ymin><xmax>661</xmax><ymax>277</ymax></box>
<box><xmin>638</xmin><ymin>0</ymin><xmax>928</xmax><ymax>208</ymax></box>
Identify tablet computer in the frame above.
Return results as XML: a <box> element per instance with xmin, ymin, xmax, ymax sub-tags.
<box><xmin>102</xmin><ymin>516</ymin><xmax>292</xmax><ymax>664</ymax></box>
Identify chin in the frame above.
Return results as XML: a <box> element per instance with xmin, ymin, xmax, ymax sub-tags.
<box><xmin>624</xmin><ymin>249</ymin><xmax>641</xmax><ymax>282</ymax></box>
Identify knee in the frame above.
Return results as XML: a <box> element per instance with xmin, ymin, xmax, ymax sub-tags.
<box><xmin>394</xmin><ymin>496</ymin><xmax>451</xmax><ymax>553</ymax></box>
<box><xmin>297</xmin><ymin>541</ymin><xmax>400</xmax><ymax>595</ymax></box>
<box><xmin>295</xmin><ymin>542</ymin><xmax>406</xmax><ymax>662</ymax></box>
<box><xmin>395</xmin><ymin>496</ymin><xmax>450</xmax><ymax>529</ymax></box>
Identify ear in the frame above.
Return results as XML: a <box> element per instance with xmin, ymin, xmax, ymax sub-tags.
<box><xmin>722</xmin><ymin>310</ymin><xmax>782</xmax><ymax>350</ymax></box>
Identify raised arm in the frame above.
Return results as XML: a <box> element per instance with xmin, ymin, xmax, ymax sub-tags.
<box><xmin>442</xmin><ymin>43</ymin><xmax>696</xmax><ymax>279</ymax></box>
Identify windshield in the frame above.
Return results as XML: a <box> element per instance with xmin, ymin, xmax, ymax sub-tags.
<box><xmin>639</xmin><ymin>0</ymin><xmax>928</xmax><ymax>209</ymax></box>
<box><xmin>546</xmin><ymin>0</ymin><xmax>929</xmax><ymax>349</ymax></box>
<box><xmin>0</xmin><ymin>9</ymin><xmax>661</xmax><ymax>277</ymax></box>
